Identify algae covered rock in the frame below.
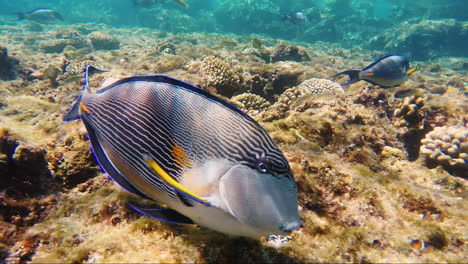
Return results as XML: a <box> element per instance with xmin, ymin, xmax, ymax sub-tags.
<box><xmin>270</xmin><ymin>42</ymin><xmax>311</xmax><ymax>62</ymax></box>
<box><xmin>267</xmin><ymin>78</ymin><xmax>344</xmax><ymax>119</ymax></box>
<box><xmin>200</xmin><ymin>56</ymin><xmax>242</xmax><ymax>97</ymax></box>
<box><xmin>39</xmin><ymin>30</ymin><xmax>90</xmax><ymax>53</ymax></box>
<box><xmin>420</xmin><ymin>125</ymin><xmax>468</xmax><ymax>177</ymax></box>
<box><xmin>88</xmin><ymin>32</ymin><xmax>120</xmax><ymax>50</ymax></box>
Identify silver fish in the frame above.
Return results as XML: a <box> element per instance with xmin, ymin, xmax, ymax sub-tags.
<box><xmin>16</xmin><ymin>8</ymin><xmax>63</xmax><ymax>24</ymax></box>
<box><xmin>63</xmin><ymin>66</ymin><xmax>301</xmax><ymax>237</ymax></box>
<box><xmin>333</xmin><ymin>54</ymin><xmax>417</xmax><ymax>88</ymax></box>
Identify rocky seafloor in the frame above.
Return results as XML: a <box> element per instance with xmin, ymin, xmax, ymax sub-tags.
<box><xmin>0</xmin><ymin>22</ymin><xmax>467</xmax><ymax>263</ymax></box>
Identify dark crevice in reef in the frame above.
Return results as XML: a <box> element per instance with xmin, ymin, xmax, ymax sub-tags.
<box><xmin>0</xmin><ymin>46</ymin><xmax>20</xmax><ymax>81</ymax></box>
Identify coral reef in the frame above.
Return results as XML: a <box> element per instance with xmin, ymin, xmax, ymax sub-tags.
<box><xmin>0</xmin><ymin>22</ymin><xmax>467</xmax><ymax>263</ymax></box>
<box><xmin>420</xmin><ymin>125</ymin><xmax>468</xmax><ymax>177</ymax></box>
<box><xmin>231</xmin><ymin>93</ymin><xmax>271</xmax><ymax>116</ymax></box>
<box><xmin>369</xmin><ymin>19</ymin><xmax>468</xmax><ymax>60</ymax></box>
<box><xmin>265</xmin><ymin>78</ymin><xmax>344</xmax><ymax>119</ymax></box>
<box><xmin>393</xmin><ymin>95</ymin><xmax>426</xmax><ymax>130</ymax></box>
<box><xmin>270</xmin><ymin>42</ymin><xmax>311</xmax><ymax>62</ymax></box>
<box><xmin>200</xmin><ymin>56</ymin><xmax>242</xmax><ymax>97</ymax></box>
<box><xmin>88</xmin><ymin>32</ymin><xmax>120</xmax><ymax>50</ymax></box>
<box><xmin>39</xmin><ymin>30</ymin><xmax>90</xmax><ymax>53</ymax></box>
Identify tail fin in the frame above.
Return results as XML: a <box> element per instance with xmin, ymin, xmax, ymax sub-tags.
<box><xmin>332</xmin><ymin>69</ymin><xmax>361</xmax><ymax>86</ymax></box>
<box><xmin>63</xmin><ymin>65</ymin><xmax>105</xmax><ymax>121</ymax></box>
<box><xmin>15</xmin><ymin>12</ymin><xmax>25</xmax><ymax>20</ymax></box>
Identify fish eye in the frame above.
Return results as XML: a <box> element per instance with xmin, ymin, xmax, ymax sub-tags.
<box><xmin>256</xmin><ymin>162</ymin><xmax>270</xmax><ymax>173</ymax></box>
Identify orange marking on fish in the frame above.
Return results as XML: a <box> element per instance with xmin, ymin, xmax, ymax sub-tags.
<box><xmin>364</xmin><ymin>73</ymin><xmax>374</xmax><ymax>76</ymax></box>
<box><xmin>172</xmin><ymin>143</ymin><xmax>191</xmax><ymax>167</ymax></box>
<box><xmin>80</xmin><ymin>102</ymin><xmax>91</xmax><ymax>114</ymax></box>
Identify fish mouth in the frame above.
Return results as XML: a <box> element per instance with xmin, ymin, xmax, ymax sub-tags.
<box><xmin>219</xmin><ymin>164</ymin><xmax>301</xmax><ymax>235</ymax></box>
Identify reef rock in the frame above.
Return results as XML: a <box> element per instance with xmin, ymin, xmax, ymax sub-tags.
<box><xmin>369</xmin><ymin>19</ymin><xmax>468</xmax><ymax>60</ymax></box>
<box><xmin>39</xmin><ymin>30</ymin><xmax>90</xmax><ymax>53</ymax></box>
<box><xmin>420</xmin><ymin>125</ymin><xmax>468</xmax><ymax>177</ymax></box>
<box><xmin>88</xmin><ymin>32</ymin><xmax>120</xmax><ymax>50</ymax></box>
<box><xmin>270</xmin><ymin>42</ymin><xmax>311</xmax><ymax>62</ymax></box>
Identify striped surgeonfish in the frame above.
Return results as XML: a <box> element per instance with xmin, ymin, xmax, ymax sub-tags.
<box><xmin>63</xmin><ymin>66</ymin><xmax>301</xmax><ymax>237</ymax></box>
<box><xmin>333</xmin><ymin>54</ymin><xmax>417</xmax><ymax>88</ymax></box>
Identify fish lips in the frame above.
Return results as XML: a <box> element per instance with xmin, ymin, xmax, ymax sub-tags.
<box><xmin>218</xmin><ymin>164</ymin><xmax>301</xmax><ymax>235</ymax></box>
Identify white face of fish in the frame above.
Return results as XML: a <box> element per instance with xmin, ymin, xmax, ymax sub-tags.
<box><xmin>181</xmin><ymin>159</ymin><xmax>301</xmax><ymax>236</ymax></box>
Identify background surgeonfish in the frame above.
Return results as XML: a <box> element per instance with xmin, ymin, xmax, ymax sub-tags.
<box><xmin>63</xmin><ymin>66</ymin><xmax>301</xmax><ymax>237</ymax></box>
<box><xmin>333</xmin><ymin>54</ymin><xmax>417</xmax><ymax>88</ymax></box>
<box><xmin>281</xmin><ymin>11</ymin><xmax>308</xmax><ymax>25</ymax></box>
<box><xmin>16</xmin><ymin>8</ymin><xmax>63</xmax><ymax>24</ymax></box>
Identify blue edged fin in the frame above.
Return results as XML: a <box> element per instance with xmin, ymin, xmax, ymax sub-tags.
<box><xmin>128</xmin><ymin>203</ymin><xmax>194</xmax><ymax>225</ymax></box>
<box><xmin>362</xmin><ymin>54</ymin><xmax>401</xmax><ymax>71</ymax></box>
<box><xmin>332</xmin><ymin>69</ymin><xmax>361</xmax><ymax>86</ymax></box>
<box><xmin>63</xmin><ymin>65</ymin><xmax>107</xmax><ymax>122</ymax></box>
<box><xmin>63</xmin><ymin>93</ymin><xmax>83</xmax><ymax>121</ymax></box>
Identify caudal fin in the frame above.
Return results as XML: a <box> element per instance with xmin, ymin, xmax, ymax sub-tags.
<box><xmin>332</xmin><ymin>69</ymin><xmax>361</xmax><ymax>86</ymax></box>
<box><xmin>63</xmin><ymin>65</ymin><xmax>105</xmax><ymax>121</ymax></box>
<box><xmin>15</xmin><ymin>12</ymin><xmax>25</xmax><ymax>20</ymax></box>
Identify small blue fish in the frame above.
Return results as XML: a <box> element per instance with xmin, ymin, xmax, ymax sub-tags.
<box><xmin>63</xmin><ymin>66</ymin><xmax>301</xmax><ymax>237</ymax></box>
<box><xmin>16</xmin><ymin>8</ymin><xmax>63</xmax><ymax>24</ymax></box>
<box><xmin>333</xmin><ymin>54</ymin><xmax>417</xmax><ymax>88</ymax></box>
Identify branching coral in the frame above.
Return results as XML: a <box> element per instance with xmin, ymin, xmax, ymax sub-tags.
<box><xmin>420</xmin><ymin>125</ymin><xmax>468</xmax><ymax>177</ymax></box>
<box><xmin>393</xmin><ymin>95</ymin><xmax>426</xmax><ymax>130</ymax></box>
<box><xmin>231</xmin><ymin>93</ymin><xmax>270</xmax><ymax>116</ymax></box>
<box><xmin>200</xmin><ymin>56</ymin><xmax>241</xmax><ymax>97</ymax></box>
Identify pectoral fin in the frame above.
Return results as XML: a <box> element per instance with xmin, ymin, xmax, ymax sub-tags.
<box><xmin>406</xmin><ymin>67</ymin><xmax>417</xmax><ymax>75</ymax></box>
<box><xmin>143</xmin><ymin>155</ymin><xmax>211</xmax><ymax>207</ymax></box>
<box><xmin>128</xmin><ymin>203</ymin><xmax>194</xmax><ymax>224</ymax></box>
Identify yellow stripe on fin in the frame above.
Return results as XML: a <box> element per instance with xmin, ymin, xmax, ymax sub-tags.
<box><xmin>145</xmin><ymin>156</ymin><xmax>211</xmax><ymax>206</ymax></box>
<box><xmin>80</xmin><ymin>102</ymin><xmax>91</xmax><ymax>113</ymax></box>
<box><xmin>406</xmin><ymin>67</ymin><xmax>417</xmax><ymax>75</ymax></box>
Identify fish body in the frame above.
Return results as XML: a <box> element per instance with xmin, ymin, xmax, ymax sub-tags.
<box><xmin>333</xmin><ymin>54</ymin><xmax>417</xmax><ymax>88</ymax></box>
<box><xmin>281</xmin><ymin>11</ymin><xmax>308</xmax><ymax>25</ymax></box>
<box><xmin>16</xmin><ymin>8</ymin><xmax>63</xmax><ymax>24</ymax></box>
<box><xmin>63</xmin><ymin>66</ymin><xmax>301</xmax><ymax>237</ymax></box>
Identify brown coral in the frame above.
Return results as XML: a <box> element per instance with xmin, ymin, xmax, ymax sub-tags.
<box><xmin>39</xmin><ymin>30</ymin><xmax>90</xmax><ymax>53</ymax></box>
<box><xmin>393</xmin><ymin>95</ymin><xmax>426</xmax><ymax>130</ymax></box>
<box><xmin>200</xmin><ymin>56</ymin><xmax>242</xmax><ymax>97</ymax></box>
<box><xmin>231</xmin><ymin>93</ymin><xmax>270</xmax><ymax>116</ymax></box>
<box><xmin>270</xmin><ymin>42</ymin><xmax>311</xmax><ymax>62</ymax></box>
<box><xmin>88</xmin><ymin>32</ymin><xmax>120</xmax><ymax>50</ymax></box>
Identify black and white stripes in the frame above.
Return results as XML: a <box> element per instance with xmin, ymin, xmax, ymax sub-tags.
<box><xmin>81</xmin><ymin>75</ymin><xmax>294</xmax><ymax>203</ymax></box>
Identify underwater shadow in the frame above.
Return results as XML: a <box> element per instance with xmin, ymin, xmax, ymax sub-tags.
<box><xmin>169</xmin><ymin>224</ymin><xmax>306</xmax><ymax>264</ymax></box>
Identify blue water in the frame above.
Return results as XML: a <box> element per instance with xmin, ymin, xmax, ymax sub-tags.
<box><xmin>0</xmin><ymin>0</ymin><xmax>467</xmax><ymax>59</ymax></box>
